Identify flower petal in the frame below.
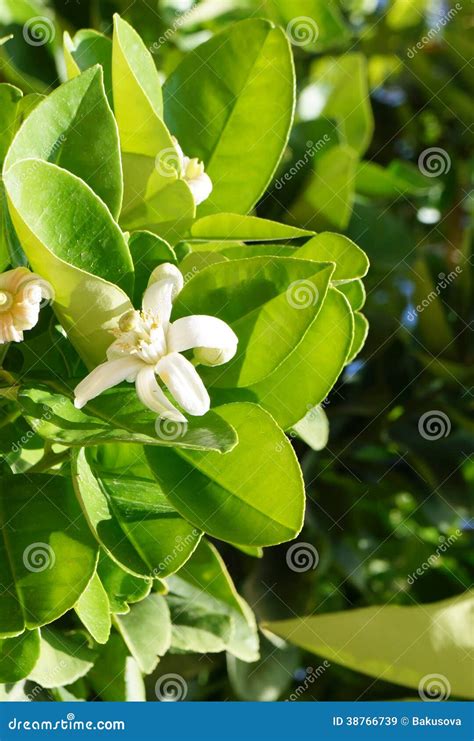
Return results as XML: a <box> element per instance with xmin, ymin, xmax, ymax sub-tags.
<box><xmin>187</xmin><ymin>171</ymin><xmax>212</xmax><ymax>206</ymax></box>
<box><xmin>135</xmin><ymin>365</ymin><xmax>186</xmax><ymax>422</ymax></box>
<box><xmin>74</xmin><ymin>357</ymin><xmax>143</xmax><ymax>409</ymax></box>
<box><xmin>167</xmin><ymin>315</ymin><xmax>238</xmax><ymax>366</ymax></box>
<box><xmin>156</xmin><ymin>352</ymin><xmax>210</xmax><ymax>417</ymax></box>
<box><xmin>143</xmin><ymin>263</ymin><xmax>184</xmax><ymax>325</ymax></box>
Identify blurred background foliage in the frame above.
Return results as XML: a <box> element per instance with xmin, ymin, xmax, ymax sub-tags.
<box><xmin>0</xmin><ymin>0</ymin><xmax>472</xmax><ymax>701</ymax></box>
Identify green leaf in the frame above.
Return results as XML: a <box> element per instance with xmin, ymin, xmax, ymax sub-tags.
<box><xmin>97</xmin><ymin>552</ymin><xmax>152</xmax><ymax>615</ymax></box>
<box><xmin>355</xmin><ymin>160</ymin><xmax>433</xmax><ymax>198</ymax></box>
<box><xmin>112</xmin><ymin>15</ymin><xmax>163</xmax><ymax>150</ymax></box>
<box><xmin>19</xmin><ymin>382</ymin><xmax>237</xmax><ymax>453</ymax></box>
<box><xmin>164</xmin><ymin>19</ymin><xmax>295</xmax><ymax>216</ymax></box>
<box><xmin>337</xmin><ymin>279</ymin><xmax>366</xmax><ymax>311</ymax></box>
<box><xmin>4</xmin><ymin>67</ymin><xmax>123</xmax><ymax>219</ymax></box>
<box><xmin>270</xmin><ymin>0</ymin><xmax>351</xmax><ymax>52</ymax></box>
<box><xmin>0</xmin><ymin>629</ymin><xmax>40</xmax><ymax>683</ymax></box>
<box><xmin>292</xmin><ymin>404</ymin><xmax>329</xmax><ymax>451</ymax></box>
<box><xmin>288</xmin><ymin>145</ymin><xmax>358</xmax><ymax>230</ymax></box>
<box><xmin>0</xmin><ymin>474</ymin><xmax>98</xmax><ymax>636</ymax></box>
<box><xmin>296</xmin><ymin>233</ymin><xmax>369</xmax><ymax>283</ymax></box>
<box><xmin>174</xmin><ymin>256</ymin><xmax>334</xmax><ymax>388</ymax></box>
<box><xmin>129</xmin><ymin>230</ymin><xmax>176</xmax><ymax>303</ymax></box>
<box><xmin>88</xmin><ymin>633</ymin><xmax>145</xmax><ymax>701</ymax></box>
<box><xmin>29</xmin><ymin>628</ymin><xmax>97</xmax><ymax>688</ymax></box>
<box><xmin>346</xmin><ymin>311</ymin><xmax>369</xmax><ymax>363</ymax></box>
<box><xmin>167</xmin><ymin>540</ymin><xmax>259</xmax><ymax>661</ymax></box>
<box><xmin>115</xmin><ymin>594</ymin><xmax>171</xmax><ymax>674</ymax></box>
<box><xmin>75</xmin><ymin>573</ymin><xmax>111</xmax><ymax>645</ymax></box>
<box><xmin>147</xmin><ymin>402</ymin><xmax>305</xmax><ymax>547</ymax></box>
<box><xmin>265</xmin><ymin>591</ymin><xmax>474</xmax><ymax>699</ymax></box>
<box><xmin>0</xmin><ymin>82</ymin><xmax>22</xmax><ymax>168</ymax></box>
<box><xmin>4</xmin><ymin>159</ymin><xmax>133</xmax><ymax>367</ymax></box>
<box><xmin>214</xmin><ymin>286</ymin><xmax>354</xmax><ymax>429</ymax></box>
<box><xmin>307</xmin><ymin>53</ymin><xmax>373</xmax><ymax>155</ymax></box>
<box><xmin>189</xmin><ymin>214</ymin><xmax>314</xmax><ymax>243</ymax></box>
<box><xmin>64</xmin><ymin>30</ymin><xmax>113</xmax><ymax>104</ymax></box>
<box><xmin>72</xmin><ymin>446</ymin><xmax>201</xmax><ymax>579</ymax></box>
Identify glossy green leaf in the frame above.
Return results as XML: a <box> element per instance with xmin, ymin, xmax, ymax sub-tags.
<box><xmin>129</xmin><ymin>230</ymin><xmax>176</xmax><ymax>303</ymax></box>
<box><xmin>4</xmin><ymin>67</ymin><xmax>123</xmax><ymax>218</ymax></box>
<box><xmin>75</xmin><ymin>573</ymin><xmax>111</xmax><ymax>645</ymax></box>
<box><xmin>174</xmin><ymin>256</ymin><xmax>334</xmax><ymax>387</ymax></box>
<box><xmin>97</xmin><ymin>552</ymin><xmax>152</xmax><ymax>615</ymax></box>
<box><xmin>29</xmin><ymin>628</ymin><xmax>97</xmax><ymax>688</ymax></box>
<box><xmin>337</xmin><ymin>279</ymin><xmax>366</xmax><ymax>311</ymax></box>
<box><xmin>292</xmin><ymin>404</ymin><xmax>329</xmax><ymax>451</ymax></box>
<box><xmin>72</xmin><ymin>446</ymin><xmax>201</xmax><ymax>578</ymax></box>
<box><xmin>88</xmin><ymin>633</ymin><xmax>145</xmax><ymax>701</ymax></box>
<box><xmin>0</xmin><ymin>630</ymin><xmax>40</xmax><ymax>683</ymax></box>
<box><xmin>167</xmin><ymin>540</ymin><xmax>259</xmax><ymax>661</ymax></box>
<box><xmin>189</xmin><ymin>214</ymin><xmax>314</xmax><ymax>243</ymax></box>
<box><xmin>64</xmin><ymin>30</ymin><xmax>113</xmax><ymax>103</ymax></box>
<box><xmin>147</xmin><ymin>402</ymin><xmax>305</xmax><ymax>547</ymax></box>
<box><xmin>355</xmin><ymin>160</ymin><xmax>433</xmax><ymax>198</ymax></box>
<box><xmin>0</xmin><ymin>474</ymin><xmax>98</xmax><ymax>637</ymax></box>
<box><xmin>214</xmin><ymin>286</ymin><xmax>354</xmax><ymax>429</ymax></box>
<box><xmin>4</xmin><ymin>159</ymin><xmax>133</xmax><ymax>367</ymax></box>
<box><xmin>296</xmin><ymin>233</ymin><xmax>369</xmax><ymax>283</ymax></box>
<box><xmin>164</xmin><ymin>19</ymin><xmax>295</xmax><ymax>216</ymax></box>
<box><xmin>19</xmin><ymin>383</ymin><xmax>237</xmax><ymax>453</ymax></box>
<box><xmin>115</xmin><ymin>594</ymin><xmax>171</xmax><ymax>674</ymax></box>
<box><xmin>265</xmin><ymin>591</ymin><xmax>474</xmax><ymax>699</ymax></box>
<box><xmin>227</xmin><ymin>633</ymin><xmax>299</xmax><ymax>701</ymax></box>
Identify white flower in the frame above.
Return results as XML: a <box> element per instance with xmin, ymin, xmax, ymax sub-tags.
<box><xmin>74</xmin><ymin>263</ymin><xmax>238</xmax><ymax>423</ymax></box>
<box><xmin>172</xmin><ymin>136</ymin><xmax>213</xmax><ymax>206</ymax></box>
<box><xmin>0</xmin><ymin>267</ymin><xmax>53</xmax><ymax>344</ymax></box>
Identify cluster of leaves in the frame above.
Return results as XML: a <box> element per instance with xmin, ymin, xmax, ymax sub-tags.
<box><xmin>0</xmin><ymin>0</ymin><xmax>472</xmax><ymax>702</ymax></box>
<box><xmin>0</xmin><ymin>9</ymin><xmax>371</xmax><ymax>701</ymax></box>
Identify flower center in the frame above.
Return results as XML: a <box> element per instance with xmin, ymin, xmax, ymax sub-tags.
<box><xmin>114</xmin><ymin>309</ymin><xmax>167</xmax><ymax>365</ymax></box>
<box><xmin>0</xmin><ymin>291</ymin><xmax>13</xmax><ymax>312</ymax></box>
